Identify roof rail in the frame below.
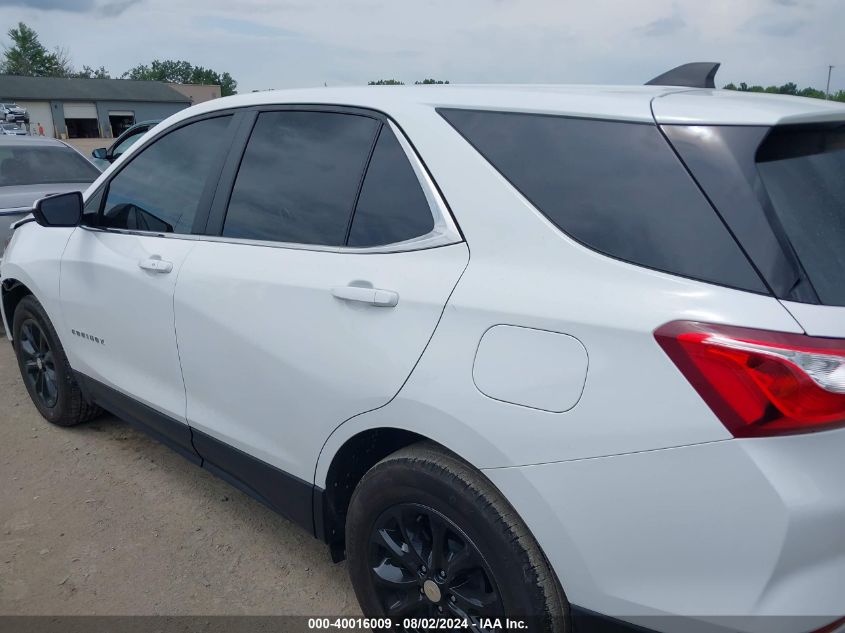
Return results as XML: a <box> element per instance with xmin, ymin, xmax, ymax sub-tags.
<box><xmin>645</xmin><ymin>62</ymin><xmax>721</xmax><ymax>89</ymax></box>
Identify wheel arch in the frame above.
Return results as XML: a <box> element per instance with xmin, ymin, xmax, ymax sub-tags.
<box><xmin>314</xmin><ymin>402</ymin><xmax>512</xmax><ymax>562</ymax></box>
<box><xmin>1</xmin><ymin>278</ymin><xmax>34</xmax><ymax>340</ymax></box>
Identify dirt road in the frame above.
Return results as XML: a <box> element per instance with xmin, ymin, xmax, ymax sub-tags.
<box><xmin>0</xmin><ymin>338</ymin><xmax>360</xmax><ymax>615</ymax></box>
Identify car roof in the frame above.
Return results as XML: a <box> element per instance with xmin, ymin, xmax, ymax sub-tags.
<box><xmin>167</xmin><ymin>84</ymin><xmax>845</xmax><ymax>127</ymax></box>
<box><xmin>0</xmin><ymin>135</ymin><xmax>69</xmax><ymax>148</ymax></box>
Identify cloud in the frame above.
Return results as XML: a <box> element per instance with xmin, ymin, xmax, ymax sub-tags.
<box><xmin>0</xmin><ymin>0</ymin><xmax>139</xmax><ymax>12</ymax></box>
<box><xmin>0</xmin><ymin>0</ymin><xmax>841</xmax><ymax>94</ymax></box>
<box><xmin>0</xmin><ymin>0</ymin><xmax>95</xmax><ymax>10</ymax></box>
<box><xmin>640</xmin><ymin>13</ymin><xmax>686</xmax><ymax>37</ymax></box>
<box><xmin>744</xmin><ymin>13</ymin><xmax>808</xmax><ymax>37</ymax></box>
<box><xmin>195</xmin><ymin>16</ymin><xmax>300</xmax><ymax>38</ymax></box>
<box><xmin>99</xmin><ymin>0</ymin><xmax>141</xmax><ymax>16</ymax></box>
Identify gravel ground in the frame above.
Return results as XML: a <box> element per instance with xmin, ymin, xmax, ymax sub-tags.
<box><xmin>0</xmin><ymin>337</ymin><xmax>360</xmax><ymax>616</ymax></box>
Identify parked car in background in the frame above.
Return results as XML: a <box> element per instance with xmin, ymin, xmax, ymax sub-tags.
<box><xmin>0</xmin><ymin>103</ymin><xmax>29</xmax><ymax>125</ymax></box>
<box><xmin>90</xmin><ymin>120</ymin><xmax>159</xmax><ymax>170</ymax></box>
<box><xmin>0</xmin><ymin>136</ymin><xmax>101</xmax><ymax>254</ymax></box>
<box><xmin>0</xmin><ymin>124</ymin><xmax>28</xmax><ymax>136</ymax></box>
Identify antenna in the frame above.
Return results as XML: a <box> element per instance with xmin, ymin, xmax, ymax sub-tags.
<box><xmin>645</xmin><ymin>62</ymin><xmax>721</xmax><ymax>89</ymax></box>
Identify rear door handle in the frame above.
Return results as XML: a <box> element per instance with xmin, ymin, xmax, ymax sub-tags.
<box><xmin>332</xmin><ymin>285</ymin><xmax>399</xmax><ymax>307</ymax></box>
<box><xmin>138</xmin><ymin>257</ymin><xmax>173</xmax><ymax>274</ymax></box>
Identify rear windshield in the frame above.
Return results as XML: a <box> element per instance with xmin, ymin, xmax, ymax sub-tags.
<box><xmin>439</xmin><ymin>108</ymin><xmax>764</xmax><ymax>292</ymax></box>
<box><xmin>757</xmin><ymin>125</ymin><xmax>845</xmax><ymax>306</ymax></box>
<box><xmin>0</xmin><ymin>145</ymin><xmax>100</xmax><ymax>187</ymax></box>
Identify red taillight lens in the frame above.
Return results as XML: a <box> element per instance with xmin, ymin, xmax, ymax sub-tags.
<box><xmin>655</xmin><ymin>321</ymin><xmax>845</xmax><ymax>437</ymax></box>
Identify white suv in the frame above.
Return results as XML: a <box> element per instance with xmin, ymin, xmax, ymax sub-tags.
<box><xmin>2</xmin><ymin>66</ymin><xmax>845</xmax><ymax>633</ymax></box>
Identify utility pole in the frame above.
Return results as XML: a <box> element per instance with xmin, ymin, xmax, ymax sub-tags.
<box><xmin>826</xmin><ymin>65</ymin><xmax>834</xmax><ymax>99</ymax></box>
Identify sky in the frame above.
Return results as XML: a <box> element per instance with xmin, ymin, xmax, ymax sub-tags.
<box><xmin>0</xmin><ymin>0</ymin><xmax>842</xmax><ymax>93</ymax></box>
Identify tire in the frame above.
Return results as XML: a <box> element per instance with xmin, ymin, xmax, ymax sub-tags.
<box><xmin>347</xmin><ymin>442</ymin><xmax>568</xmax><ymax>632</ymax></box>
<box><xmin>12</xmin><ymin>295</ymin><xmax>102</xmax><ymax>426</ymax></box>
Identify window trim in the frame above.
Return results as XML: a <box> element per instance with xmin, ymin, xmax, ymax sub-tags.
<box><xmin>82</xmin><ymin>104</ymin><xmax>463</xmax><ymax>254</ymax></box>
<box><xmin>205</xmin><ymin>105</ymin><xmax>462</xmax><ymax>254</ymax></box>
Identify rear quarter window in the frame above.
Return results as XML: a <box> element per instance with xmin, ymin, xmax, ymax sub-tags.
<box><xmin>756</xmin><ymin>125</ymin><xmax>845</xmax><ymax>306</ymax></box>
<box><xmin>438</xmin><ymin>108</ymin><xmax>765</xmax><ymax>293</ymax></box>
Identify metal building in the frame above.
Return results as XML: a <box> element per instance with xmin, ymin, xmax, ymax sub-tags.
<box><xmin>0</xmin><ymin>75</ymin><xmax>195</xmax><ymax>139</ymax></box>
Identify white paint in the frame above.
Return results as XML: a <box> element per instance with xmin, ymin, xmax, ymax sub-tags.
<box><xmin>472</xmin><ymin>325</ymin><xmax>588</xmax><ymax>412</ymax></box>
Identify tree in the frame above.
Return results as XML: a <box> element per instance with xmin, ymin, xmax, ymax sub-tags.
<box><xmin>368</xmin><ymin>79</ymin><xmax>404</xmax><ymax>85</ymax></box>
<box><xmin>414</xmin><ymin>78</ymin><xmax>449</xmax><ymax>84</ymax></box>
<box><xmin>73</xmin><ymin>65</ymin><xmax>111</xmax><ymax>79</ymax></box>
<box><xmin>1</xmin><ymin>22</ymin><xmax>70</xmax><ymax>77</ymax></box>
<box><xmin>723</xmin><ymin>79</ymin><xmax>845</xmax><ymax>102</ymax></box>
<box><xmin>123</xmin><ymin>59</ymin><xmax>238</xmax><ymax>96</ymax></box>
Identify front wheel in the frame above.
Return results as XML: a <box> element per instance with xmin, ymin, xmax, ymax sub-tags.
<box><xmin>346</xmin><ymin>443</ymin><xmax>568</xmax><ymax>632</ymax></box>
<box><xmin>12</xmin><ymin>295</ymin><xmax>101</xmax><ymax>426</ymax></box>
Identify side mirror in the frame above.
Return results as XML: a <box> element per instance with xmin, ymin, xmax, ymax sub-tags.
<box><xmin>32</xmin><ymin>191</ymin><xmax>83</xmax><ymax>228</ymax></box>
<box><xmin>91</xmin><ymin>148</ymin><xmax>108</xmax><ymax>160</ymax></box>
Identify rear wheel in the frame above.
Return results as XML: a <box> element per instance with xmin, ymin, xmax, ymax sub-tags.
<box><xmin>12</xmin><ymin>295</ymin><xmax>101</xmax><ymax>426</ymax></box>
<box><xmin>347</xmin><ymin>443</ymin><xmax>568</xmax><ymax>632</ymax></box>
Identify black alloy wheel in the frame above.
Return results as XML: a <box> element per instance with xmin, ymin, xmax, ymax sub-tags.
<box><xmin>12</xmin><ymin>295</ymin><xmax>102</xmax><ymax>426</ymax></box>
<box><xmin>369</xmin><ymin>503</ymin><xmax>504</xmax><ymax>629</ymax></box>
<box><xmin>18</xmin><ymin>318</ymin><xmax>59</xmax><ymax>408</ymax></box>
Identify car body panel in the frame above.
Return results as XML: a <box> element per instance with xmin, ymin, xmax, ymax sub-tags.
<box><xmin>652</xmin><ymin>88</ymin><xmax>845</xmax><ymax>125</ymax></box>
<box><xmin>0</xmin><ymin>221</ymin><xmax>75</xmax><ymax>339</ymax></box>
<box><xmin>59</xmin><ymin>228</ymin><xmax>196</xmax><ymax>421</ymax></box>
<box><xmin>174</xmin><ymin>240</ymin><xmax>469</xmax><ymax>482</ymax></box>
<box><xmin>486</xmin><ymin>426</ymin><xmax>845</xmax><ymax>631</ymax></box>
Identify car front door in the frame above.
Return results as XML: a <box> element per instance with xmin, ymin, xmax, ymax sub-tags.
<box><xmin>173</xmin><ymin>109</ymin><xmax>468</xmax><ymax>505</ymax></box>
<box><xmin>60</xmin><ymin>113</ymin><xmax>236</xmax><ymax>457</ymax></box>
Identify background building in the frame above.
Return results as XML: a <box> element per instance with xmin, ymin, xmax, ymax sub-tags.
<box><xmin>168</xmin><ymin>83</ymin><xmax>221</xmax><ymax>105</ymax></box>
<box><xmin>0</xmin><ymin>75</ymin><xmax>203</xmax><ymax>139</ymax></box>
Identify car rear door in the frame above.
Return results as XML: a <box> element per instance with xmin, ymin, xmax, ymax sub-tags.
<box><xmin>174</xmin><ymin>108</ymin><xmax>468</xmax><ymax>491</ymax></box>
<box><xmin>60</xmin><ymin>113</ymin><xmax>236</xmax><ymax>457</ymax></box>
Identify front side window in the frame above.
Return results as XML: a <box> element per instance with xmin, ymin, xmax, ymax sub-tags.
<box><xmin>100</xmin><ymin>115</ymin><xmax>231</xmax><ymax>234</ymax></box>
<box><xmin>223</xmin><ymin>111</ymin><xmax>379</xmax><ymax>246</ymax></box>
<box><xmin>439</xmin><ymin>108</ymin><xmax>765</xmax><ymax>292</ymax></box>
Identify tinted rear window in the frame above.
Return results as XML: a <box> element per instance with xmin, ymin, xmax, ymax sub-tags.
<box><xmin>347</xmin><ymin>124</ymin><xmax>434</xmax><ymax>247</ymax></box>
<box><xmin>439</xmin><ymin>108</ymin><xmax>765</xmax><ymax>292</ymax></box>
<box><xmin>223</xmin><ymin>111</ymin><xmax>379</xmax><ymax>246</ymax></box>
<box><xmin>0</xmin><ymin>145</ymin><xmax>100</xmax><ymax>186</ymax></box>
<box><xmin>757</xmin><ymin>125</ymin><xmax>845</xmax><ymax>306</ymax></box>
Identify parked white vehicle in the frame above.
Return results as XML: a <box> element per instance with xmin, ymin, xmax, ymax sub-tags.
<box><xmin>2</xmin><ymin>64</ymin><xmax>844</xmax><ymax>633</ymax></box>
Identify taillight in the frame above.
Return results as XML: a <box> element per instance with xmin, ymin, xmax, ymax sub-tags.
<box><xmin>655</xmin><ymin>321</ymin><xmax>845</xmax><ymax>437</ymax></box>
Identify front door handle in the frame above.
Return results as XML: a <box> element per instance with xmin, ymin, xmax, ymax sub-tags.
<box><xmin>332</xmin><ymin>285</ymin><xmax>399</xmax><ymax>307</ymax></box>
<box><xmin>138</xmin><ymin>256</ymin><xmax>173</xmax><ymax>274</ymax></box>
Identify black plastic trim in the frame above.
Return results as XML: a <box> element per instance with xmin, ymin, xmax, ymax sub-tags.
<box><xmin>570</xmin><ymin>606</ymin><xmax>657</xmax><ymax>633</ymax></box>
<box><xmin>74</xmin><ymin>372</ymin><xmax>201</xmax><ymax>465</ymax></box>
<box><xmin>72</xmin><ymin>371</ymin><xmax>324</xmax><ymax>538</ymax></box>
<box><xmin>191</xmin><ymin>428</ymin><xmax>316</xmax><ymax>535</ymax></box>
